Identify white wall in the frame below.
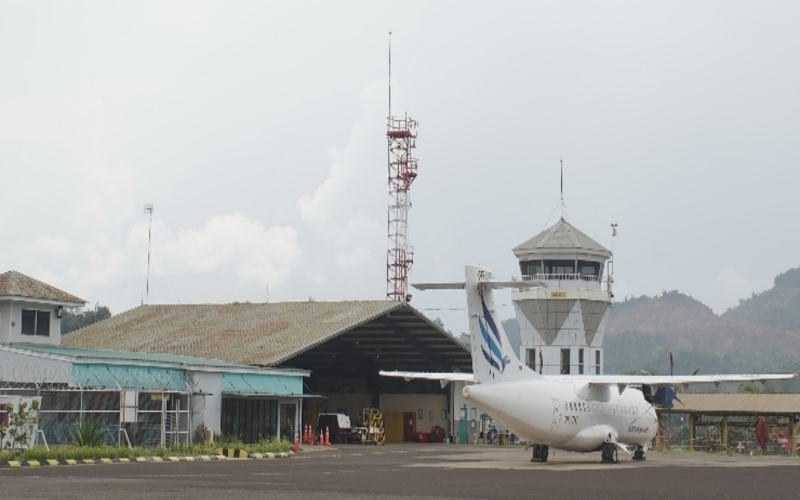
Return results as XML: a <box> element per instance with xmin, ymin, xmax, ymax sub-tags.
<box><xmin>0</xmin><ymin>300</ymin><xmax>63</xmax><ymax>346</ymax></box>
<box><xmin>189</xmin><ymin>371</ymin><xmax>223</xmax><ymax>437</ymax></box>
<box><xmin>0</xmin><ymin>348</ymin><xmax>72</xmax><ymax>384</ymax></box>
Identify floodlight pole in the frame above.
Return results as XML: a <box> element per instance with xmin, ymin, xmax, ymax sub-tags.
<box><xmin>144</xmin><ymin>204</ymin><xmax>154</xmax><ymax>305</ymax></box>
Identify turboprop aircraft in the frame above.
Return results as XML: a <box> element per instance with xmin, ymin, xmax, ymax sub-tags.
<box><xmin>380</xmin><ymin>265</ymin><xmax>797</xmax><ymax>464</ymax></box>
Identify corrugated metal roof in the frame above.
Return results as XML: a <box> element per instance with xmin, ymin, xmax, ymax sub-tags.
<box><xmin>0</xmin><ymin>270</ymin><xmax>86</xmax><ymax>304</ymax></box>
<box><xmin>513</xmin><ymin>218</ymin><xmax>610</xmax><ymax>256</ymax></box>
<box><xmin>63</xmin><ymin>301</ymin><xmax>409</xmax><ymax>366</ymax></box>
<box><xmin>669</xmin><ymin>393</ymin><xmax>800</xmax><ymax>414</ymax></box>
<box><xmin>7</xmin><ymin>343</ymin><xmax>257</xmax><ymax>369</ymax></box>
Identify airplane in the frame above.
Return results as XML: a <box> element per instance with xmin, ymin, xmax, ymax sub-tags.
<box><xmin>380</xmin><ymin>265</ymin><xmax>797</xmax><ymax>464</ymax></box>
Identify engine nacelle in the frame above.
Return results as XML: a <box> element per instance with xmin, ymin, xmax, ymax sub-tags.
<box><xmin>643</xmin><ymin>385</ymin><xmax>676</xmax><ymax>409</ymax></box>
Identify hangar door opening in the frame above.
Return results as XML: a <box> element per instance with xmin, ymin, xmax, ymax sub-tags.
<box><xmin>381</xmin><ymin>394</ymin><xmax>448</xmax><ymax>443</ymax></box>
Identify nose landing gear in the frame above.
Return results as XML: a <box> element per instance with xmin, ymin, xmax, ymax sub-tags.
<box><xmin>530</xmin><ymin>444</ymin><xmax>550</xmax><ymax>463</ymax></box>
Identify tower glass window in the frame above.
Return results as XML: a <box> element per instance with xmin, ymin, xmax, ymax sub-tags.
<box><xmin>560</xmin><ymin>348</ymin><xmax>570</xmax><ymax>374</ymax></box>
<box><xmin>526</xmin><ymin>348</ymin><xmax>537</xmax><ymax>371</ymax></box>
<box><xmin>595</xmin><ymin>350</ymin><xmax>601</xmax><ymax>375</ymax></box>
<box><xmin>578</xmin><ymin>348</ymin><xmax>584</xmax><ymax>374</ymax></box>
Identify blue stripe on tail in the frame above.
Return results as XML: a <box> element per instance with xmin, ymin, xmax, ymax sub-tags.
<box><xmin>481</xmin><ymin>297</ymin><xmax>502</xmax><ymax>344</ymax></box>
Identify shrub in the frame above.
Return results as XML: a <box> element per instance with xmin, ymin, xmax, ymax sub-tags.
<box><xmin>69</xmin><ymin>422</ymin><xmax>105</xmax><ymax>448</ymax></box>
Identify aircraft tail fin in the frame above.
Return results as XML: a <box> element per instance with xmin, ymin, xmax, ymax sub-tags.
<box><xmin>464</xmin><ymin>265</ymin><xmax>544</xmax><ymax>384</ymax></box>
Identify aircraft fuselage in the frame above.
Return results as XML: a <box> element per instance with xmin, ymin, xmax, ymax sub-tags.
<box><xmin>463</xmin><ymin>379</ymin><xmax>658</xmax><ymax>452</ymax></box>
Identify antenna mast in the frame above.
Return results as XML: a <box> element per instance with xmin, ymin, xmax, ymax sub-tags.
<box><xmin>386</xmin><ymin>33</ymin><xmax>419</xmax><ymax>302</ymax></box>
<box><xmin>143</xmin><ymin>204</ymin><xmax>154</xmax><ymax>304</ymax></box>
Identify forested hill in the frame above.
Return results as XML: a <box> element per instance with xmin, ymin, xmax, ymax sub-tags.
<box><xmin>721</xmin><ymin>267</ymin><xmax>800</xmax><ymax>330</ymax></box>
<box><xmin>603</xmin><ymin>267</ymin><xmax>800</xmax><ymax>389</ymax></box>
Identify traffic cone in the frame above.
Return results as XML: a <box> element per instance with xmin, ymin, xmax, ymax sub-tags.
<box><xmin>318</xmin><ymin>429</ymin><xmax>323</xmax><ymax>446</ymax></box>
<box><xmin>303</xmin><ymin>425</ymin><xmax>309</xmax><ymax>444</ymax></box>
<box><xmin>324</xmin><ymin>426</ymin><xmax>330</xmax><ymax>446</ymax></box>
<box><xmin>293</xmin><ymin>431</ymin><xmax>301</xmax><ymax>453</ymax></box>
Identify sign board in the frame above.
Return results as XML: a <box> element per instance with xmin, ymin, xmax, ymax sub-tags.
<box><xmin>550</xmin><ymin>291</ymin><xmax>566</xmax><ymax>298</ymax></box>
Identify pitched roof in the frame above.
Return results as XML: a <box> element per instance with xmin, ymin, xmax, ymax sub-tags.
<box><xmin>0</xmin><ymin>270</ymin><xmax>86</xmax><ymax>304</ymax></box>
<box><xmin>62</xmin><ymin>300</ymin><xmax>463</xmax><ymax>368</ymax></box>
<box><xmin>668</xmin><ymin>393</ymin><xmax>800</xmax><ymax>415</ymax></box>
<box><xmin>513</xmin><ymin>218</ymin><xmax>610</xmax><ymax>257</ymax></box>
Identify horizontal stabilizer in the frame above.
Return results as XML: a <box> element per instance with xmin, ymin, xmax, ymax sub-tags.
<box><xmin>411</xmin><ymin>280</ymin><xmax>545</xmax><ymax>291</ymax></box>
<box><xmin>411</xmin><ymin>282</ymin><xmax>466</xmax><ymax>290</ymax></box>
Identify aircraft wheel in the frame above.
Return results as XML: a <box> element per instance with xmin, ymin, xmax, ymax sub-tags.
<box><xmin>611</xmin><ymin>447</ymin><xmax>618</xmax><ymax>464</ymax></box>
<box><xmin>530</xmin><ymin>444</ymin><xmax>540</xmax><ymax>462</ymax></box>
<box><xmin>540</xmin><ymin>446</ymin><xmax>549</xmax><ymax>463</ymax></box>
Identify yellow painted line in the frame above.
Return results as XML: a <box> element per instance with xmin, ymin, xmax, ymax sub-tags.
<box><xmin>118</xmin><ymin>458</ymin><xmax>130</xmax><ymax>463</ymax></box>
<box><xmin>199</xmin><ymin>455</ymin><xmax>211</xmax><ymax>461</ymax></box>
<box><xmin>250</xmin><ymin>453</ymin><xmax>262</xmax><ymax>459</ymax></box>
<box><xmin>26</xmin><ymin>460</ymin><xmax>41</xmax><ymax>467</ymax></box>
<box><xmin>65</xmin><ymin>459</ymin><xmax>78</xmax><ymax>465</ymax></box>
<box><xmin>135</xmin><ymin>457</ymin><xmax>148</xmax><ymax>462</ymax></box>
<box><xmin>279</xmin><ymin>453</ymin><xmax>288</xmax><ymax>458</ymax></box>
<box><xmin>46</xmin><ymin>459</ymin><xmax>60</xmax><ymax>466</ymax></box>
<box><xmin>100</xmin><ymin>458</ymin><xmax>113</xmax><ymax>464</ymax></box>
<box><xmin>151</xmin><ymin>456</ymin><xmax>163</xmax><ymax>462</ymax></box>
<box><xmin>8</xmin><ymin>461</ymin><xmax>21</xmax><ymax>468</ymax></box>
<box><xmin>266</xmin><ymin>453</ymin><xmax>275</xmax><ymax>459</ymax></box>
<box><xmin>184</xmin><ymin>456</ymin><xmax>195</xmax><ymax>462</ymax></box>
<box><xmin>216</xmin><ymin>455</ymin><xmax>227</xmax><ymax>460</ymax></box>
<box><xmin>167</xmin><ymin>456</ymin><xmax>181</xmax><ymax>462</ymax></box>
<box><xmin>238</xmin><ymin>450</ymin><xmax>248</xmax><ymax>459</ymax></box>
<box><xmin>82</xmin><ymin>459</ymin><xmax>95</xmax><ymax>465</ymax></box>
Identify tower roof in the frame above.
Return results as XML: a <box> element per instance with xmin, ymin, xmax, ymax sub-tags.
<box><xmin>0</xmin><ymin>270</ymin><xmax>86</xmax><ymax>305</ymax></box>
<box><xmin>513</xmin><ymin>218</ymin><xmax>610</xmax><ymax>258</ymax></box>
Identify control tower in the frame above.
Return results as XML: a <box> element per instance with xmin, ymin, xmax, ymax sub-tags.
<box><xmin>511</xmin><ymin>218</ymin><xmax>613</xmax><ymax>375</ymax></box>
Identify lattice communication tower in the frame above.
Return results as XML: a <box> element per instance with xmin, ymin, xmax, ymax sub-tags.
<box><xmin>386</xmin><ymin>114</ymin><xmax>418</xmax><ymax>301</ymax></box>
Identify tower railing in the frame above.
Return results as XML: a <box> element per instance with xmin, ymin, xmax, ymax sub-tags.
<box><xmin>515</xmin><ymin>274</ymin><xmax>612</xmax><ymax>293</ymax></box>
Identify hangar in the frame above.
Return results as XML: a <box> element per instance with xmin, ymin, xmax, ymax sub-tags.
<box><xmin>62</xmin><ymin>301</ymin><xmax>473</xmax><ymax>443</ymax></box>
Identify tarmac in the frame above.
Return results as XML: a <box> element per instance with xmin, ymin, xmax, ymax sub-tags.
<box><xmin>1</xmin><ymin>443</ymin><xmax>798</xmax><ymax>500</ymax></box>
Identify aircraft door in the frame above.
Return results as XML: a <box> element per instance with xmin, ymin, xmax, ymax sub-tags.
<box><xmin>550</xmin><ymin>398</ymin><xmax>560</xmax><ymax>434</ymax></box>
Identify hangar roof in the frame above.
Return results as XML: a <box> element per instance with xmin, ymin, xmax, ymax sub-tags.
<box><xmin>668</xmin><ymin>393</ymin><xmax>800</xmax><ymax>415</ymax></box>
<box><xmin>0</xmin><ymin>270</ymin><xmax>86</xmax><ymax>305</ymax></box>
<box><xmin>62</xmin><ymin>301</ymin><xmax>472</xmax><ymax>374</ymax></box>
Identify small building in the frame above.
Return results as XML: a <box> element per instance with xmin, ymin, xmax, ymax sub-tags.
<box><xmin>511</xmin><ymin>218</ymin><xmax>613</xmax><ymax>375</ymax></box>
<box><xmin>0</xmin><ymin>271</ymin><xmax>308</xmax><ymax>447</ymax></box>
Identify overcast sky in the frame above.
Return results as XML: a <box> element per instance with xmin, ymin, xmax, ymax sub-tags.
<box><xmin>2</xmin><ymin>1</ymin><xmax>798</xmax><ymax>334</ymax></box>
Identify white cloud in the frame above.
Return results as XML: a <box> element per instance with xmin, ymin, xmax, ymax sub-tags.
<box><xmin>297</xmin><ymin>80</ymin><xmax>388</xmax><ymax>271</ymax></box>
<box><xmin>35</xmin><ymin>236</ymin><xmax>71</xmax><ymax>256</ymax></box>
<box><xmin>157</xmin><ymin>213</ymin><xmax>300</xmax><ymax>286</ymax></box>
<box><xmin>145</xmin><ymin>0</ymin><xmax>212</xmax><ymax>32</ymax></box>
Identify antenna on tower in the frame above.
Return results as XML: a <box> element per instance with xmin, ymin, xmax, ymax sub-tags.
<box><xmin>143</xmin><ymin>203</ymin><xmax>154</xmax><ymax>305</ymax></box>
<box><xmin>386</xmin><ymin>34</ymin><xmax>419</xmax><ymax>302</ymax></box>
<box><xmin>559</xmin><ymin>159</ymin><xmax>569</xmax><ymax>220</ymax></box>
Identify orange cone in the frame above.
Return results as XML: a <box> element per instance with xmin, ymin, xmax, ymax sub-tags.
<box><xmin>303</xmin><ymin>425</ymin><xmax>309</xmax><ymax>444</ymax></box>
<box><xmin>293</xmin><ymin>431</ymin><xmax>301</xmax><ymax>453</ymax></box>
<box><xmin>324</xmin><ymin>426</ymin><xmax>330</xmax><ymax>446</ymax></box>
<box><xmin>318</xmin><ymin>429</ymin><xmax>323</xmax><ymax>446</ymax></box>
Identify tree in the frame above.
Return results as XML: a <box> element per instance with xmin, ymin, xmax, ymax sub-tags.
<box><xmin>61</xmin><ymin>305</ymin><xmax>112</xmax><ymax>335</ymax></box>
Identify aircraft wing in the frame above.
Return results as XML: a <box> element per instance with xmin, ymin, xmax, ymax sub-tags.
<box><xmin>545</xmin><ymin>373</ymin><xmax>797</xmax><ymax>387</ymax></box>
<box><xmin>379</xmin><ymin>370</ymin><xmax>474</xmax><ymax>382</ymax></box>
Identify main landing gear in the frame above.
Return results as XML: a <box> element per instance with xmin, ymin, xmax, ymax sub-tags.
<box><xmin>530</xmin><ymin>444</ymin><xmax>549</xmax><ymax>463</ymax></box>
<box><xmin>600</xmin><ymin>443</ymin><xmax>618</xmax><ymax>464</ymax></box>
<box><xmin>633</xmin><ymin>445</ymin><xmax>646</xmax><ymax>461</ymax></box>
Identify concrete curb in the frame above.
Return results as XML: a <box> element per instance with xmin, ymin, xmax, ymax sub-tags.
<box><xmin>0</xmin><ymin>452</ymin><xmax>292</xmax><ymax>468</ymax></box>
